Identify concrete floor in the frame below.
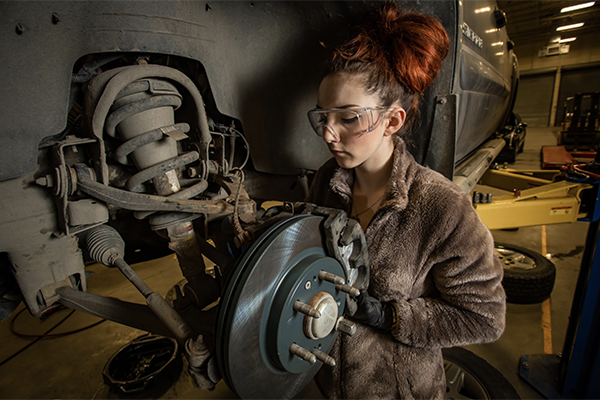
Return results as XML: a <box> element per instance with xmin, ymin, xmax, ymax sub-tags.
<box><xmin>0</xmin><ymin>127</ymin><xmax>590</xmax><ymax>399</ymax></box>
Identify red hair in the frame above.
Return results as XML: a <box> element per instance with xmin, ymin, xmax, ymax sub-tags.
<box><xmin>326</xmin><ymin>2</ymin><xmax>449</xmax><ymax>132</ymax></box>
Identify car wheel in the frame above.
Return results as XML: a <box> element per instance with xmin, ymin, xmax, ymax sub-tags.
<box><xmin>517</xmin><ymin>132</ymin><xmax>525</xmax><ymax>154</ymax></box>
<box><xmin>443</xmin><ymin>347</ymin><xmax>520</xmax><ymax>399</ymax></box>
<box><xmin>518</xmin><ymin>136</ymin><xmax>525</xmax><ymax>153</ymax></box>
<box><xmin>494</xmin><ymin>242</ymin><xmax>556</xmax><ymax>304</ymax></box>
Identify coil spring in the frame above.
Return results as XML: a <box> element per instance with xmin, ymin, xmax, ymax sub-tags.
<box><xmin>104</xmin><ymin>78</ymin><xmax>208</xmax><ymax>227</ymax></box>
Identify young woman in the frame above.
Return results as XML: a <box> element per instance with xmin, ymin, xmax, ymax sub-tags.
<box><xmin>306</xmin><ymin>3</ymin><xmax>506</xmax><ymax>399</ymax></box>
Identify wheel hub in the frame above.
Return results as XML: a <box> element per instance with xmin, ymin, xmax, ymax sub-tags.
<box><xmin>216</xmin><ymin>214</ymin><xmax>357</xmax><ymax>399</ymax></box>
<box><xmin>304</xmin><ymin>291</ymin><xmax>338</xmax><ymax>340</ymax></box>
<box><xmin>494</xmin><ymin>247</ymin><xmax>536</xmax><ymax>271</ymax></box>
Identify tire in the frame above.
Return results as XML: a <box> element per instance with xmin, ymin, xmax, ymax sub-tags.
<box><xmin>518</xmin><ymin>135</ymin><xmax>525</xmax><ymax>153</ymax></box>
<box><xmin>443</xmin><ymin>347</ymin><xmax>520</xmax><ymax>399</ymax></box>
<box><xmin>494</xmin><ymin>242</ymin><xmax>556</xmax><ymax>304</ymax></box>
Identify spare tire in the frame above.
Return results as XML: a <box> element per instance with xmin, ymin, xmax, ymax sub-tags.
<box><xmin>443</xmin><ymin>347</ymin><xmax>520</xmax><ymax>399</ymax></box>
<box><xmin>494</xmin><ymin>242</ymin><xmax>556</xmax><ymax>304</ymax></box>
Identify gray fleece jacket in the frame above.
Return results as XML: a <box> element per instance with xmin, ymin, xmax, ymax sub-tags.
<box><xmin>307</xmin><ymin>138</ymin><xmax>506</xmax><ymax>399</ymax></box>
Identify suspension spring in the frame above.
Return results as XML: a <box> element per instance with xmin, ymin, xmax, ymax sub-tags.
<box><xmin>105</xmin><ymin>77</ymin><xmax>208</xmax><ymax>228</ymax></box>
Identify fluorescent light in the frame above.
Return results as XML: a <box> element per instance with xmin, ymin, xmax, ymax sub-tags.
<box><xmin>559</xmin><ymin>37</ymin><xmax>577</xmax><ymax>43</ymax></box>
<box><xmin>495</xmin><ymin>52</ymin><xmax>504</xmax><ymax>56</ymax></box>
<box><xmin>475</xmin><ymin>7</ymin><xmax>491</xmax><ymax>13</ymax></box>
<box><xmin>485</xmin><ymin>28</ymin><xmax>500</xmax><ymax>33</ymax></box>
<box><xmin>491</xmin><ymin>41</ymin><xmax>504</xmax><ymax>46</ymax></box>
<box><xmin>556</xmin><ymin>22</ymin><xmax>584</xmax><ymax>31</ymax></box>
<box><xmin>561</xmin><ymin>2</ymin><xmax>595</xmax><ymax>13</ymax></box>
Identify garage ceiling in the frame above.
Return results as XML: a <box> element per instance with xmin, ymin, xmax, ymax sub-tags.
<box><xmin>497</xmin><ymin>1</ymin><xmax>600</xmax><ymax>46</ymax></box>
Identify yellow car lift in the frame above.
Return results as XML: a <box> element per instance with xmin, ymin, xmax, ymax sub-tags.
<box><xmin>474</xmin><ymin>167</ymin><xmax>595</xmax><ymax>230</ymax></box>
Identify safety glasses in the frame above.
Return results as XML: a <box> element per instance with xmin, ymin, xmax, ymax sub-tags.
<box><xmin>307</xmin><ymin>106</ymin><xmax>389</xmax><ymax>140</ymax></box>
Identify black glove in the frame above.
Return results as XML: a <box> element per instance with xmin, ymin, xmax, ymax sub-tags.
<box><xmin>352</xmin><ymin>290</ymin><xmax>395</xmax><ymax>331</ymax></box>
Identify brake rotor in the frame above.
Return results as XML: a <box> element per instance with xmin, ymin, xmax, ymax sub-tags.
<box><xmin>216</xmin><ymin>214</ymin><xmax>347</xmax><ymax>399</ymax></box>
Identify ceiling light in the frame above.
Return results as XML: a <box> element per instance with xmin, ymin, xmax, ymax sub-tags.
<box><xmin>491</xmin><ymin>41</ymin><xmax>504</xmax><ymax>46</ymax></box>
<box><xmin>550</xmin><ymin>36</ymin><xmax>562</xmax><ymax>43</ymax></box>
<box><xmin>556</xmin><ymin>22</ymin><xmax>584</xmax><ymax>31</ymax></box>
<box><xmin>559</xmin><ymin>37</ymin><xmax>577</xmax><ymax>43</ymax></box>
<box><xmin>475</xmin><ymin>7</ymin><xmax>491</xmax><ymax>13</ymax></box>
<box><xmin>561</xmin><ymin>2</ymin><xmax>595</xmax><ymax>13</ymax></box>
<box><xmin>485</xmin><ymin>28</ymin><xmax>500</xmax><ymax>33</ymax></box>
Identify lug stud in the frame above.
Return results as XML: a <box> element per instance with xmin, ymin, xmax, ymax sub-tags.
<box><xmin>336</xmin><ymin>317</ymin><xmax>356</xmax><ymax>336</ymax></box>
<box><xmin>290</xmin><ymin>343</ymin><xmax>316</xmax><ymax>364</ymax></box>
<box><xmin>318</xmin><ymin>270</ymin><xmax>345</xmax><ymax>285</ymax></box>
<box><xmin>335</xmin><ymin>283</ymin><xmax>360</xmax><ymax>297</ymax></box>
<box><xmin>293</xmin><ymin>300</ymin><xmax>321</xmax><ymax>318</ymax></box>
<box><xmin>312</xmin><ymin>348</ymin><xmax>336</xmax><ymax>367</ymax></box>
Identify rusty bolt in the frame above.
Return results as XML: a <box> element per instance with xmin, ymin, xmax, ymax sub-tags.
<box><xmin>293</xmin><ymin>300</ymin><xmax>321</xmax><ymax>319</ymax></box>
<box><xmin>35</xmin><ymin>175</ymin><xmax>55</xmax><ymax>188</ymax></box>
<box><xmin>336</xmin><ymin>317</ymin><xmax>356</xmax><ymax>336</ymax></box>
<box><xmin>290</xmin><ymin>343</ymin><xmax>316</xmax><ymax>364</ymax></box>
<box><xmin>311</xmin><ymin>348</ymin><xmax>336</xmax><ymax>367</ymax></box>
<box><xmin>335</xmin><ymin>283</ymin><xmax>360</xmax><ymax>297</ymax></box>
<box><xmin>188</xmin><ymin>167</ymin><xmax>198</xmax><ymax>178</ymax></box>
<box><xmin>318</xmin><ymin>270</ymin><xmax>345</xmax><ymax>285</ymax></box>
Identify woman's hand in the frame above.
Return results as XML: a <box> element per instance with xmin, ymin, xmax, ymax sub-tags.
<box><xmin>352</xmin><ymin>290</ymin><xmax>395</xmax><ymax>331</ymax></box>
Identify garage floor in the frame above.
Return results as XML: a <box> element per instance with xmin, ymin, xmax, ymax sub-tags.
<box><xmin>0</xmin><ymin>127</ymin><xmax>590</xmax><ymax>399</ymax></box>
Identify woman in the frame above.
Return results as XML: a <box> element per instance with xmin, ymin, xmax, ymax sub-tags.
<box><xmin>306</xmin><ymin>3</ymin><xmax>506</xmax><ymax>399</ymax></box>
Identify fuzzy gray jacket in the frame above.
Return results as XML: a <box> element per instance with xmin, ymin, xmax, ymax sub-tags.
<box><xmin>307</xmin><ymin>138</ymin><xmax>506</xmax><ymax>399</ymax></box>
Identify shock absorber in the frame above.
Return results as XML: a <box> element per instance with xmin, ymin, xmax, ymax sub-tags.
<box><xmin>105</xmin><ymin>76</ymin><xmax>210</xmax><ymax>228</ymax></box>
<box><xmin>88</xmin><ymin>63</ymin><xmax>221</xmax><ymax>311</ymax></box>
<box><xmin>107</xmin><ymin>78</ymin><xmax>192</xmax><ymax>195</ymax></box>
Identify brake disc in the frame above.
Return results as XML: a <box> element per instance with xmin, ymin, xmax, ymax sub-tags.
<box><xmin>216</xmin><ymin>214</ymin><xmax>352</xmax><ymax>399</ymax></box>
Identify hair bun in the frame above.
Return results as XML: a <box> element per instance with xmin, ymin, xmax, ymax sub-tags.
<box><xmin>327</xmin><ymin>3</ymin><xmax>450</xmax><ymax>133</ymax></box>
<box><xmin>363</xmin><ymin>3</ymin><xmax>449</xmax><ymax>94</ymax></box>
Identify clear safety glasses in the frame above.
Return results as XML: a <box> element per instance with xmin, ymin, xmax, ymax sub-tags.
<box><xmin>307</xmin><ymin>106</ymin><xmax>389</xmax><ymax>140</ymax></box>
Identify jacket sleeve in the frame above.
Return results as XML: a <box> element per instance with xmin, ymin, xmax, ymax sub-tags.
<box><xmin>389</xmin><ymin>189</ymin><xmax>506</xmax><ymax>348</ymax></box>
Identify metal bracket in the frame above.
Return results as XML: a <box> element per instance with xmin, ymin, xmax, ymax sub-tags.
<box><xmin>50</xmin><ymin>137</ymin><xmax>109</xmax><ymax>237</ymax></box>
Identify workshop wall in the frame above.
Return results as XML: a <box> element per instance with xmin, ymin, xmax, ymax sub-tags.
<box><xmin>513</xmin><ymin>72</ymin><xmax>555</xmax><ymax>126</ymax></box>
<box><xmin>515</xmin><ymin>31</ymin><xmax>600</xmax><ymax>71</ymax></box>
<box><xmin>511</xmin><ymin>30</ymin><xmax>600</xmax><ymax>127</ymax></box>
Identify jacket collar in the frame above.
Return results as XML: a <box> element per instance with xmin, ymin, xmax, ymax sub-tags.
<box><xmin>329</xmin><ymin>136</ymin><xmax>414</xmax><ymax>212</ymax></box>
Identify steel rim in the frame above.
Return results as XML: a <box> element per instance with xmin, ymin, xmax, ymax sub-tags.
<box><xmin>494</xmin><ymin>246</ymin><xmax>536</xmax><ymax>271</ymax></box>
<box><xmin>444</xmin><ymin>359</ymin><xmax>491</xmax><ymax>400</ymax></box>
